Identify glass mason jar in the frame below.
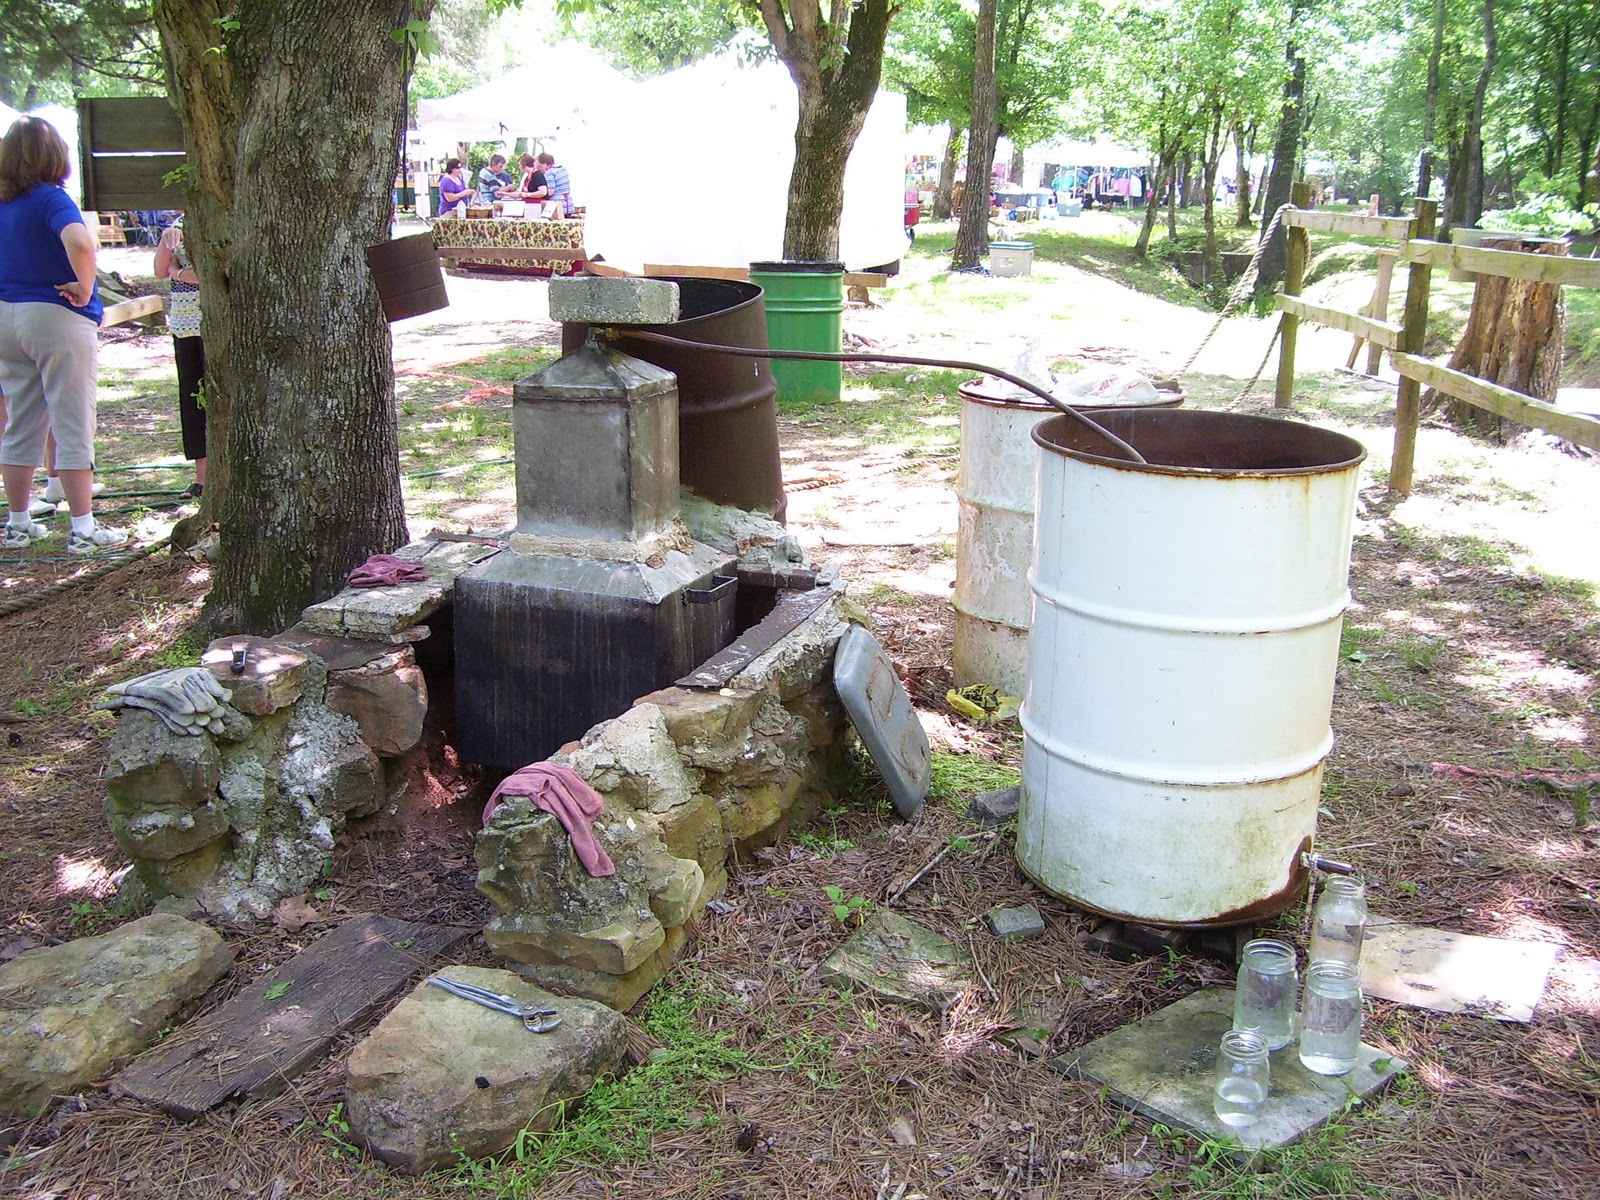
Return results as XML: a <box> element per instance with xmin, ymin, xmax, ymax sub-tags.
<box><xmin>1308</xmin><ymin>875</ymin><xmax>1368</xmax><ymax>970</ymax></box>
<box><xmin>1232</xmin><ymin>938</ymin><xmax>1298</xmax><ymax>1050</ymax></box>
<box><xmin>1213</xmin><ymin>1029</ymin><xmax>1271</xmax><ymax>1127</ymax></box>
<box><xmin>1299</xmin><ymin>960</ymin><xmax>1363</xmax><ymax>1076</ymax></box>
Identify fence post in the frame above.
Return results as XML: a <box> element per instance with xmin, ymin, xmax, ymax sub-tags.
<box><xmin>1273</xmin><ymin>183</ymin><xmax>1313</xmax><ymax>408</ymax></box>
<box><xmin>1389</xmin><ymin>199</ymin><xmax>1439</xmax><ymax>497</ymax></box>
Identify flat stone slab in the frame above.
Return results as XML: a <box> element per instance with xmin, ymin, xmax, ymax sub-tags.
<box><xmin>817</xmin><ymin>910</ymin><xmax>973</xmax><ymax>1014</ymax></box>
<box><xmin>548</xmin><ymin>275</ymin><xmax>680</xmax><ymax>325</ymax></box>
<box><xmin>984</xmin><ymin>905</ymin><xmax>1045</xmax><ymax>940</ymax></box>
<box><xmin>1052</xmin><ymin>988</ymin><xmax>1406</xmax><ymax>1152</ymax></box>
<box><xmin>1361</xmin><ymin>916</ymin><xmax>1558</xmax><ymax>1022</ymax></box>
<box><xmin>298</xmin><ymin>536</ymin><xmax>501</xmax><ymax>642</ymax></box>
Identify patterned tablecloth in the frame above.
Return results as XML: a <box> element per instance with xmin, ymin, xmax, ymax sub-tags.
<box><xmin>430</xmin><ymin>218</ymin><xmax>585</xmax><ymax>276</ymax></box>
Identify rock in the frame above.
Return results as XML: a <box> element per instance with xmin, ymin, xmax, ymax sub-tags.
<box><xmin>968</xmin><ymin>786</ymin><xmax>1020</xmax><ymax>826</ymax></box>
<box><xmin>515</xmin><ymin>927</ymin><xmax>687</xmax><ymax>1011</ymax></box>
<box><xmin>984</xmin><ymin>905</ymin><xmax>1046</xmax><ymax>940</ymax></box>
<box><xmin>634</xmin><ymin>685</ymin><xmax>766</xmax><ymax>771</ymax></box>
<box><xmin>108</xmin><ymin>798</ymin><xmax>230</xmax><ymax>862</ymax></box>
<box><xmin>201</xmin><ymin>636</ymin><xmax>310</xmax><ymax>716</ymax></box>
<box><xmin>728</xmin><ymin>594</ymin><xmax>845</xmax><ymax>701</ymax></box>
<box><xmin>344</xmin><ymin>967</ymin><xmax>627</xmax><ymax>1173</ymax></box>
<box><xmin>105</xmin><ymin>710</ymin><xmax>221</xmax><ymax>814</ymax></box>
<box><xmin>567</xmin><ymin>705</ymin><xmax>699</xmax><ymax>814</ymax></box>
<box><xmin>0</xmin><ymin>914</ymin><xmax>233</xmax><ymax>1116</ymax></box>
<box><xmin>818</xmin><ymin>910</ymin><xmax>974</xmax><ymax>1014</ymax></box>
<box><xmin>323</xmin><ymin>645</ymin><xmax>428</xmax><ymax>758</ymax></box>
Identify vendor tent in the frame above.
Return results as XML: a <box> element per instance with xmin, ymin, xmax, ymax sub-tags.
<box><xmin>414</xmin><ymin>45</ymin><xmax>634</xmax><ymax>148</ymax></box>
<box><xmin>582</xmin><ymin>54</ymin><xmax>906</xmax><ymax>273</ymax></box>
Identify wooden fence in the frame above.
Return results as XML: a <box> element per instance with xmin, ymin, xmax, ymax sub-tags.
<box><xmin>1272</xmin><ymin>186</ymin><xmax>1600</xmax><ymax>495</ymax></box>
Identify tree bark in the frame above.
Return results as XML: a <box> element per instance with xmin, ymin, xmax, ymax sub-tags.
<box><xmin>1426</xmin><ymin>237</ymin><xmax>1568</xmax><ymax>438</ymax></box>
<box><xmin>952</xmin><ymin>0</ymin><xmax>999</xmax><ymax>272</ymax></box>
<box><xmin>1418</xmin><ymin>0</ymin><xmax>1444</xmax><ymax>200</ymax></box>
<box><xmin>1255</xmin><ymin>0</ymin><xmax>1309</xmax><ymax>298</ymax></box>
<box><xmin>1454</xmin><ymin>0</ymin><xmax>1497</xmax><ymax>229</ymax></box>
<box><xmin>933</xmin><ymin>126</ymin><xmax>963</xmax><ymax>220</ymax></box>
<box><xmin>759</xmin><ymin>0</ymin><xmax>895</xmax><ymax>261</ymax></box>
<box><xmin>1233</xmin><ymin>120</ymin><xmax>1254</xmax><ymax>228</ymax></box>
<box><xmin>156</xmin><ymin>0</ymin><xmax>422</xmax><ymax>634</ymax></box>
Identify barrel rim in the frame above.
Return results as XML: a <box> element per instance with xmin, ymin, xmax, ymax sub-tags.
<box><xmin>959</xmin><ymin>378</ymin><xmax>1185</xmax><ymax>412</ymax></box>
<box><xmin>749</xmin><ymin>259</ymin><xmax>845</xmax><ymax>274</ymax></box>
<box><xmin>1032</xmin><ymin>409</ymin><xmax>1368</xmax><ymax>477</ymax></box>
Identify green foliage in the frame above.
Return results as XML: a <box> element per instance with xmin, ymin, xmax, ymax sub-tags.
<box><xmin>822</xmin><ymin>884</ymin><xmax>871</xmax><ymax>923</ymax></box>
<box><xmin>927</xmin><ymin>753</ymin><xmax>1019</xmax><ymax>806</ymax></box>
<box><xmin>1480</xmin><ymin>188</ymin><xmax>1600</xmax><ymax>239</ymax></box>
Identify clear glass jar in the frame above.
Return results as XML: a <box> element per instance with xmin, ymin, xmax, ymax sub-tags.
<box><xmin>1232</xmin><ymin>938</ymin><xmax>1298</xmax><ymax>1050</ymax></box>
<box><xmin>1299</xmin><ymin>960</ymin><xmax>1363</xmax><ymax>1076</ymax></box>
<box><xmin>1308</xmin><ymin>875</ymin><xmax>1368</xmax><ymax>970</ymax></box>
<box><xmin>1213</xmin><ymin>1029</ymin><xmax>1271</xmax><ymax>1127</ymax></box>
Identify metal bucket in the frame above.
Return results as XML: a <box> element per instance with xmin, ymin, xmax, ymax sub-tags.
<box><xmin>563</xmin><ymin>278</ymin><xmax>785</xmax><ymax>521</ymax></box>
<box><xmin>364</xmin><ymin>232</ymin><xmax>448</xmax><ymax>322</ymax></box>
<box><xmin>1018</xmin><ymin>409</ymin><xmax>1366</xmax><ymax>927</ymax></box>
<box><xmin>952</xmin><ymin>380</ymin><xmax>1181</xmax><ymax>697</ymax></box>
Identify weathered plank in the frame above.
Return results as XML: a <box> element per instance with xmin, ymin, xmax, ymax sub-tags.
<box><xmin>1390</xmin><ymin>352</ymin><xmax>1600</xmax><ymax>452</ymax></box>
<box><xmin>1404</xmin><ymin>240</ymin><xmax>1600</xmax><ymax>288</ymax></box>
<box><xmin>1282</xmin><ymin>209</ymin><xmax>1417</xmax><ymax>240</ymax></box>
<box><xmin>102</xmin><ymin>294</ymin><xmax>164</xmax><ymax>328</ymax></box>
<box><xmin>1389</xmin><ymin>200</ymin><xmax>1439</xmax><ymax>496</ymax></box>
<box><xmin>644</xmin><ymin>263</ymin><xmax>890</xmax><ymax>289</ymax></box>
<box><xmin>114</xmin><ymin>913</ymin><xmax>473</xmax><ymax>1119</ymax></box>
<box><xmin>1275</xmin><ymin>294</ymin><xmax>1403</xmax><ymax>347</ymax></box>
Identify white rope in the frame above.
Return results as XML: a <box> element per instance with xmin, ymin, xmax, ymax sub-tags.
<box><xmin>1177</xmin><ymin>202</ymin><xmax>1297</xmax><ymax>378</ymax></box>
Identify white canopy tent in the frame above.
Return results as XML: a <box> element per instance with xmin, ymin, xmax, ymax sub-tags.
<box><xmin>24</xmin><ymin>104</ymin><xmax>84</xmax><ymax>204</ymax></box>
<box><xmin>582</xmin><ymin>55</ymin><xmax>907</xmax><ymax>273</ymax></box>
<box><xmin>414</xmin><ymin>45</ymin><xmax>635</xmax><ymax>152</ymax></box>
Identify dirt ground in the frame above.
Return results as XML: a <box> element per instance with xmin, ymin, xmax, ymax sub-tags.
<box><xmin>2</xmin><ymin>221</ymin><xmax>1597</xmax><ymax>1198</ymax></box>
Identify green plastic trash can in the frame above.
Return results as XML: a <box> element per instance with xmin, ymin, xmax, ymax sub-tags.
<box><xmin>749</xmin><ymin>260</ymin><xmax>845</xmax><ymax>403</ymax></box>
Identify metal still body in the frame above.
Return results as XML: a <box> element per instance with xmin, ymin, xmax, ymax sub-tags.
<box><xmin>1017</xmin><ymin>409</ymin><xmax>1367</xmax><ymax>927</ymax></box>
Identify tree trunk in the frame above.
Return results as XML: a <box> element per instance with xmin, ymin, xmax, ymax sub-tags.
<box><xmin>1166</xmin><ymin>169</ymin><xmax>1178</xmax><ymax>239</ymax></box>
<box><xmin>1418</xmin><ymin>0</ymin><xmax>1445</xmax><ymax>200</ymax></box>
<box><xmin>1457</xmin><ymin>0</ymin><xmax>1497</xmax><ymax>229</ymax></box>
<box><xmin>761</xmin><ymin>0</ymin><xmax>895</xmax><ymax>261</ymax></box>
<box><xmin>1255</xmin><ymin>0</ymin><xmax>1310</xmax><ymax>298</ymax></box>
<box><xmin>1134</xmin><ymin>152</ymin><xmax>1174</xmax><ymax>257</ymax></box>
<box><xmin>1008</xmin><ymin>143</ymin><xmax>1024</xmax><ymax>186</ymax></box>
<box><xmin>1200</xmin><ymin>106</ymin><xmax>1224</xmax><ymax>290</ymax></box>
<box><xmin>156</xmin><ymin>0</ymin><xmax>422</xmax><ymax>634</ymax></box>
<box><xmin>1426</xmin><ymin>237</ymin><xmax>1568</xmax><ymax>438</ymax></box>
<box><xmin>1234</xmin><ymin>121</ymin><xmax>1254</xmax><ymax>228</ymax></box>
<box><xmin>952</xmin><ymin>0</ymin><xmax>998</xmax><ymax>271</ymax></box>
<box><xmin>933</xmin><ymin>126</ymin><xmax>963</xmax><ymax>220</ymax></box>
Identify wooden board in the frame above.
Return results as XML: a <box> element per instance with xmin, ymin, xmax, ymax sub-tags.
<box><xmin>79</xmin><ymin>97</ymin><xmax>186</xmax><ymax>154</ymax></box>
<box><xmin>81</xmin><ymin>153</ymin><xmax>188</xmax><ymax>213</ymax></box>
<box><xmin>102</xmin><ymin>294</ymin><xmax>164</xmax><ymax>328</ymax></box>
<box><xmin>1282</xmin><ymin>210</ymin><xmax>1417</xmax><ymax>240</ymax></box>
<box><xmin>114</xmin><ymin>913</ymin><xmax>473</xmax><ymax>1119</ymax></box>
<box><xmin>1390</xmin><ymin>352</ymin><xmax>1600</xmax><ymax>452</ymax></box>
<box><xmin>1274</xmin><ymin>294</ymin><xmax>1402</xmax><ymax>347</ymax></box>
<box><xmin>1405</xmin><ymin>239</ymin><xmax>1600</xmax><ymax>288</ymax></box>
<box><xmin>644</xmin><ymin>263</ymin><xmax>891</xmax><ymax>289</ymax></box>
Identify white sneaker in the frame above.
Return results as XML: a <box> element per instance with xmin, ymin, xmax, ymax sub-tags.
<box><xmin>66</xmin><ymin>525</ymin><xmax>129</xmax><ymax>555</ymax></box>
<box><xmin>28</xmin><ymin>495</ymin><xmax>58</xmax><ymax>517</ymax></box>
<box><xmin>43</xmin><ymin>479</ymin><xmax>104</xmax><ymax>504</ymax></box>
<box><xmin>3</xmin><ymin>520</ymin><xmax>48</xmax><ymax>548</ymax></box>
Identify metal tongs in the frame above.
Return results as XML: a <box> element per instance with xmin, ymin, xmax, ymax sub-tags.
<box><xmin>427</xmin><ymin>975</ymin><xmax>563</xmax><ymax>1033</ymax></box>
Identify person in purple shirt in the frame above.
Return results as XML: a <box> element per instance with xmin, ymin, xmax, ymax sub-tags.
<box><xmin>0</xmin><ymin>116</ymin><xmax>126</xmax><ymax>554</ymax></box>
<box><xmin>438</xmin><ymin>158</ymin><xmax>472</xmax><ymax>215</ymax></box>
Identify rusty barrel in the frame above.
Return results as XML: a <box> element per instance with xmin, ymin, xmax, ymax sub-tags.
<box><xmin>365</xmin><ymin>231</ymin><xmax>448</xmax><ymax>322</ymax></box>
<box><xmin>563</xmin><ymin>277</ymin><xmax>785</xmax><ymax>521</ymax></box>
<box><xmin>1018</xmin><ymin>409</ymin><xmax>1366</xmax><ymax>927</ymax></box>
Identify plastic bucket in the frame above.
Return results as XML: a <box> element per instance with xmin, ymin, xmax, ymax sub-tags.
<box><xmin>365</xmin><ymin>231</ymin><xmax>448</xmax><ymax>322</ymax></box>
<box><xmin>748</xmin><ymin>260</ymin><xmax>845</xmax><ymax>403</ymax></box>
<box><xmin>1018</xmin><ymin>409</ymin><xmax>1366</xmax><ymax>927</ymax></box>
<box><xmin>953</xmin><ymin>381</ymin><xmax>1181</xmax><ymax>697</ymax></box>
<box><xmin>990</xmin><ymin>242</ymin><xmax>1035</xmax><ymax>277</ymax></box>
<box><xmin>561</xmin><ymin>278</ymin><xmax>785</xmax><ymax>520</ymax></box>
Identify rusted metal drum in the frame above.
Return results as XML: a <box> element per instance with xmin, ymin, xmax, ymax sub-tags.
<box><xmin>952</xmin><ymin>379</ymin><xmax>1181</xmax><ymax>697</ymax></box>
<box><xmin>563</xmin><ymin>278</ymin><xmax>785</xmax><ymax>521</ymax></box>
<box><xmin>364</xmin><ymin>231</ymin><xmax>448</xmax><ymax>322</ymax></box>
<box><xmin>1018</xmin><ymin>409</ymin><xmax>1366</xmax><ymax>927</ymax></box>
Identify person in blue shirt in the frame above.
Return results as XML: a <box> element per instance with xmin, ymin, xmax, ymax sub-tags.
<box><xmin>0</xmin><ymin>116</ymin><xmax>126</xmax><ymax>554</ymax></box>
<box><xmin>535</xmin><ymin>152</ymin><xmax>573</xmax><ymax>217</ymax></box>
<box><xmin>476</xmin><ymin>154</ymin><xmax>512</xmax><ymax>203</ymax></box>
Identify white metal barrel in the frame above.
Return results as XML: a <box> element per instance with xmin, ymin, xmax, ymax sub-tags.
<box><xmin>953</xmin><ymin>380</ymin><xmax>1181</xmax><ymax>697</ymax></box>
<box><xmin>953</xmin><ymin>384</ymin><xmax>1055</xmax><ymax>697</ymax></box>
<box><xmin>1018</xmin><ymin>409</ymin><xmax>1367</xmax><ymax>927</ymax></box>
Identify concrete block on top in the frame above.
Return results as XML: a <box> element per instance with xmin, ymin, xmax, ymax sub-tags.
<box><xmin>548</xmin><ymin>276</ymin><xmax>680</xmax><ymax>326</ymax></box>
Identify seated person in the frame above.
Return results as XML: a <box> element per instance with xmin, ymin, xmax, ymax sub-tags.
<box><xmin>438</xmin><ymin>159</ymin><xmax>472</xmax><ymax>214</ymax></box>
<box><xmin>497</xmin><ymin>152</ymin><xmax>549</xmax><ymax>204</ymax></box>
<box><xmin>476</xmin><ymin>154</ymin><xmax>512</xmax><ymax>202</ymax></box>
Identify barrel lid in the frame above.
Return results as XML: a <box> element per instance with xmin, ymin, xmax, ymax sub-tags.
<box><xmin>989</xmin><ymin>241</ymin><xmax>1035</xmax><ymax>250</ymax></box>
<box><xmin>833</xmin><ymin>624</ymin><xmax>929</xmax><ymax>819</ymax></box>
<box><xmin>749</xmin><ymin>259</ymin><xmax>846</xmax><ymax>274</ymax></box>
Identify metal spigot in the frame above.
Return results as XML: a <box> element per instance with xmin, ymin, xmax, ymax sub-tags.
<box><xmin>1301</xmin><ymin>851</ymin><xmax>1357</xmax><ymax>875</ymax></box>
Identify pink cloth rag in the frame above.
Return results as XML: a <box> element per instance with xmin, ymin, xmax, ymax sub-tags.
<box><xmin>348</xmin><ymin>554</ymin><xmax>428</xmax><ymax>588</ymax></box>
<box><xmin>483</xmin><ymin>763</ymin><xmax>616</xmax><ymax>877</ymax></box>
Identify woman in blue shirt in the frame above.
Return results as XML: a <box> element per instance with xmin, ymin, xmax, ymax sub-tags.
<box><xmin>0</xmin><ymin>116</ymin><xmax>126</xmax><ymax>554</ymax></box>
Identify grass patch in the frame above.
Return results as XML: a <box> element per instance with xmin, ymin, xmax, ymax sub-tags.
<box><xmin>928</xmin><ymin>751</ymin><xmax>1019</xmax><ymax>808</ymax></box>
